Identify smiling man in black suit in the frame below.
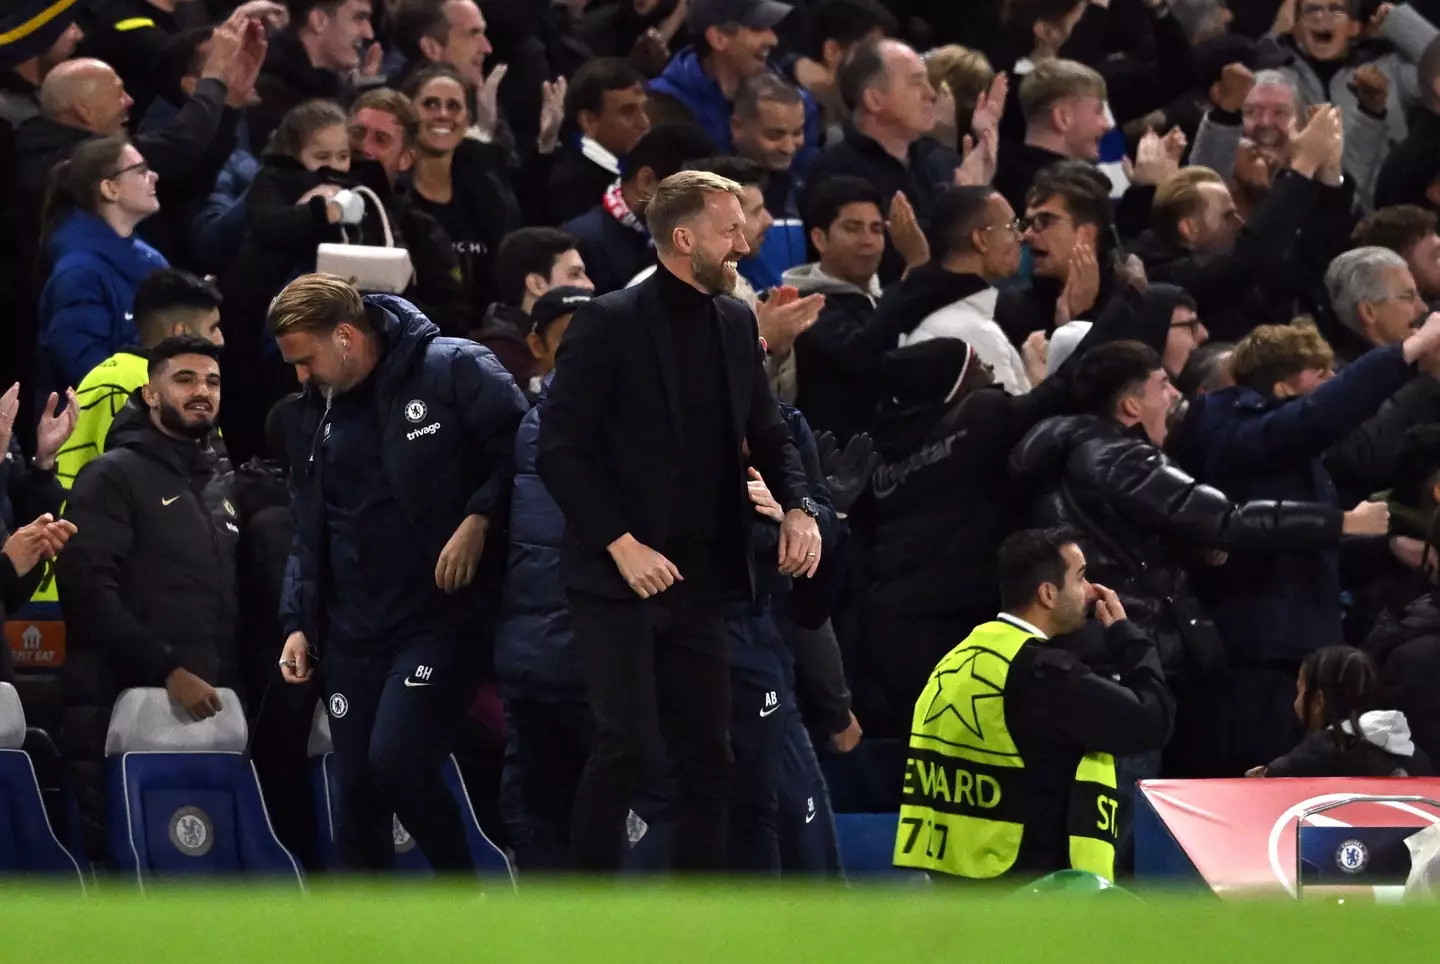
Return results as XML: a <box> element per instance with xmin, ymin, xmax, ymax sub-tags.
<box><xmin>538</xmin><ymin>169</ymin><xmax>822</xmax><ymax>873</ymax></box>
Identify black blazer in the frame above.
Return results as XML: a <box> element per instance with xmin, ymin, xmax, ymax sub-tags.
<box><xmin>537</xmin><ymin>271</ymin><xmax>810</xmax><ymax>600</ymax></box>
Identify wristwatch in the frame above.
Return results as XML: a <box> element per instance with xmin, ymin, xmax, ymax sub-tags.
<box><xmin>797</xmin><ymin>497</ymin><xmax>820</xmax><ymax>519</ymax></box>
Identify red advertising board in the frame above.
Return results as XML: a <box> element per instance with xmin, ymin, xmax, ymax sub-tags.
<box><xmin>1139</xmin><ymin>778</ymin><xmax>1440</xmax><ymax>898</ymax></box>
<box><xmin>4</xmin><ymin>619</ymin><xmax>66</xmax><ymax>669</ymax></box>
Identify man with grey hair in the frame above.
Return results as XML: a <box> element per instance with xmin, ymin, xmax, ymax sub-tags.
<box><xmin>1190</xmin><ymin>68</ymin><xmax>1299</xmax><ymax>183</ymax></box>
<box><xmin>538</xmin><ymin>169</ymin><xmax>819</xmax><ymax>872</ymax></box>
<box><xmin>1324</xmin><ymin>245</ymin><xmax>1440</xmax><ymax>504</ymax></box>
<box><xmin>804</xmin><ymin>37</ymin><xmax>960</xmax><ymax>283</ymax></box>
<box><xmin>1194</xmin><ymin>2</ymin><xmax>1438</xmax><ymax>210</ymax></box>
<box><xmin>1325</xmin><ymin>245</ymin><xmax>1426</xmax><ymax>348</ymax></box>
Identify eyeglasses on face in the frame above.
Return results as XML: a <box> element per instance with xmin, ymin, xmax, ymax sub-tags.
<box><xmin>980</xmin><ymin>218</ymin><xmax>1024</xmax><ymax>237</ymax></box>
<box><xmin>106</xmin><ymin>160</ymin><xmax>150</xmax><ymax>180</ymax></box>
<box><xmin>1299</xmin><ymin>3</ymin><xmax>1350</xmax><ymax>21</ymax></box>
<box><xmin>1019</xmin><ymin>212</ymin><xmax>1073</xmax><ymax>232</ymax></box>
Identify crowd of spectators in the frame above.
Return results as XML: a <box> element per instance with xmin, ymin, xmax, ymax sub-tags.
<box><xmin>6</xmin><ymin>0</ymin><xmax>1440</xmax><ymax>876</ymax></box>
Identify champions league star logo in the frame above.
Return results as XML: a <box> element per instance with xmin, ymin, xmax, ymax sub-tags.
<box><xmin>1336</xmin><ymin>839</ymin><xmax>1370</xmax><ymax>875</ymax></box>
<box><xmin>921</xmin><ymin>650</ymin><xmax>1006</xmax><ymax>740</ymax></box>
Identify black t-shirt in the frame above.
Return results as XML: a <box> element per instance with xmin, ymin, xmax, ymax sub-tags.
<box><xmin>409</xmin><ymin>192</ymin><xmax>499</xmax><ymax>326</ymax></box>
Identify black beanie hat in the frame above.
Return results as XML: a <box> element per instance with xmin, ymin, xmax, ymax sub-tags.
<box><xmin>881</xmin><ymin>338</ymin><xmax>976</xmax><ymax>408</ymax></box>
<box><xmin>0</xmin><ymin>0</ymin><xmax>80</xmax><ymax>71</ymax></box>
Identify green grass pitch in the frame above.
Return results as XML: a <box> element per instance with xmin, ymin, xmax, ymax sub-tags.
<box><xmin>1</xmin><ymin>884</ymin><xmax>1438</xmax><ymax>963</ymax></box>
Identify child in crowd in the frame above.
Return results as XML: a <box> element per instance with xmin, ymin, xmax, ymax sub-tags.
<box><xmin>1249</xmin><ymin>645</ymin><xmax>1431</xmax><ymax>777</ymax></box>
<box><xmin>218</xmin><ymin>99</ymin><xmax>394</xmax><ymax>460</ymax></box>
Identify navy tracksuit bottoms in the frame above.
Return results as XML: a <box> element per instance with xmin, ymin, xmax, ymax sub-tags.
<box><xmin>324</xmin><ymin>637</ymin><xmax>477</xmax><ymax>873</ymax></box>
<box><xmin>727</xmin><ymin>607</ymin><xmax>838</xmax><ymax>875</ymax></box>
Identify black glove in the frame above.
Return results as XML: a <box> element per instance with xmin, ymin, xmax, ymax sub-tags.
<box><xmin>820</xmin><ymin>432</ymin><xmax>877</xmax><ymax>515</ymax></box>
<box><xmin>814</xmin><ymin>431</ymin><xmax>838</xmax><ymax>476</ymax></box>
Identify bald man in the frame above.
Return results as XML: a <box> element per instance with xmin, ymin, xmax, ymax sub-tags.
<box><xmin>38</xmin><ymin>58</ymin><xmax>133</xmax><ymax>134</ymax></box>
<box><xmin>9</xmin><ymin>36</ymin><xmax>248</xmax><ymax>269</ymax></box>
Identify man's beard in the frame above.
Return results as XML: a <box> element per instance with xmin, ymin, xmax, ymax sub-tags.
<box><xmin>158</xmin><ymin>398</ymin><xmax>216</xmax><ymax>439</ymax></box>
<box><xmin>1056</xmin><ymin>606</ymin><xmax>1087</xmax><ymax>637</ymax></box>
<box><xmin>691</xmin><ymin>252</ymin><xmax>736</xmax><ymax>295</ymax></box>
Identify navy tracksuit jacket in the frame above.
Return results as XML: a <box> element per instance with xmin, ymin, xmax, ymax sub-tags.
<box><xmin>279</xmin><ymin>295</ymin><xmax>527</xmax><ymax>871</ymax></box>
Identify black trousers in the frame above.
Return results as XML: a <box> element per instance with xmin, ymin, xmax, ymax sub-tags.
<box><xmin>567</xmin><ymin>588</ymin><xmax>732</xmax><ymax>873</ymax></box>
<box><xmin>503</xmin><ymin>698</ymin><xmax>593</xmax><ymax>871</ymax></box>
<box><xmin>324</xmin><ymin>637</ymin><xmax>477</xmax><ymax>874</ymax></box>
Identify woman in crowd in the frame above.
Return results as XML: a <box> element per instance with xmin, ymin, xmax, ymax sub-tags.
<box><xmin>37</xmin><ymin>136</ymin><xmax>168</xmax><ymax>402</ymax></box>
<box><xmin>402</xmin><ymin>65</ymin><xmax>523</xmax><ymax>333</ymax></box>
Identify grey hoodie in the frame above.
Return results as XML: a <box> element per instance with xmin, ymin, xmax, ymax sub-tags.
<box><xmin>1191</xmin><ymin>3</ymin><xmax>1437</xmax><ymax>211</ymax></box>
<box><xmin>781</xmin><ymin>263</ymin><xmax>882</xmax><ymax>301</ymax></box>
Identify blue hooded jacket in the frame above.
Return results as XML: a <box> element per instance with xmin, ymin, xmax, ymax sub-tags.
<box><xmin>649</xmin><ymin>48</ymin><xmax>821</xmax><ymax>172</ymax></box>
<box><xmin>279</xmin><ymin>295</ymin><xmax>529</xmax><ymax>651</ymax></box>
<box><xmin>37</xmin><ymin>209</ymin><xmax>168</xmax><ymax>402</ymax></box>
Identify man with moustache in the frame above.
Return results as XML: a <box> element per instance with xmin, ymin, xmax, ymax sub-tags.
<box><xmin>58</xmin><ymin>335</ymin><xmax>240</xmax><ymax>861</ymax></box>
<box><xmin>538</xmin><ymin>169</ymin><xmax>821</xmax><ymax>872</ymax></box>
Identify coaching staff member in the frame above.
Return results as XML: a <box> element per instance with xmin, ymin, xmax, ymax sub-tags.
<box><xmin>273</xmin><ymin>275</ymin><xmax>527</xmax><ymax>873</ymax></box>
<box><xmin>538</xmin><ymin>170</ymin><xmax>823</xmax><ymax>873</ymax></box>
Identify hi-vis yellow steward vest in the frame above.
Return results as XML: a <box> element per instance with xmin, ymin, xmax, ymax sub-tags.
<box><xmin>894</xmin><ymin>618</ymin><xmax>1120</xmax><ymax>881</ymax></box>
<box><xmin>33</xmin><ymin>351</ymin><xmax>151</xmax><ymax>605</ymax></box>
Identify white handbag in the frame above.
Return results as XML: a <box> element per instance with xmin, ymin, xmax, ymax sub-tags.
<box><xmin>315</xmin><ymin>185</ymin><xmax>415</xmax><ymax>294</ymax></box>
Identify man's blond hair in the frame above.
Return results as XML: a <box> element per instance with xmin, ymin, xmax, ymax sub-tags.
<box><xmin>644</xmin><ymin>170</ymin><xmax>747</xmax><ymax>252</ymax></box>
<box><xmin>1018</xmin><ymin>58</ymin><xmax>1107</xmax><ymax>124</ymax></box>
<box><xmin>926</xmin><ymin>44</ymin><xmax>995</xmax><ymax>134</ymax></box>
<box><xmin>268</xmin><ymin>273</ymin><xmax>368</xmax><ymax>336</ymax></box>
<box><xmin>1152</xmin><ymin>166</ymin><xmax>1226</xmax><ymax>244</ymax></box>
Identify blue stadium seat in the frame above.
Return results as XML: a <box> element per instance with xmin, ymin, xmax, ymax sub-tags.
<box><xmin>105</xmin><ymin>688</ymin><xmax>302</xmax><ymax>887</ymax></box>
<box><xmin>0</xmin><ymin>682</ymin><xmax>85</xmax><ymax>883</ymax></box>
<box><xmin>306</xmin><ymin>708</ymin><xmax>339</xmax><ymax>869</ymax></box>
<box><xmin>307</xmin><ymin>704</ymin><xmax>514</xmax><ymax>882</ymax></box>
<box><xmin>833</xmin><ymin>812</ymin><xmax>905</xmax><ymax>876</ymax></box>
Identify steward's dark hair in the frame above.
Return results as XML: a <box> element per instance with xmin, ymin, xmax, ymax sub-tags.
<box><xmin>998</xmin><ymin>526</ymin><xmax>1083</xmax><ymax>611</ymax></box>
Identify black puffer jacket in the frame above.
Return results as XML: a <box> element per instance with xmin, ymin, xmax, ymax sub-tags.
<box><xmin>1009</xmin><ymin>414</ymin><xmax>1343</xmax><ymax>678</ymax></box>
<box><xmin>57</xmin><ymin>393</ymin><xmax>239</xmax><ymax>858</ymax></box>
<box><xmin>58</xmin><ymin>394</ymin><xmax>240</xmax><ymax>711</ymax></box>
